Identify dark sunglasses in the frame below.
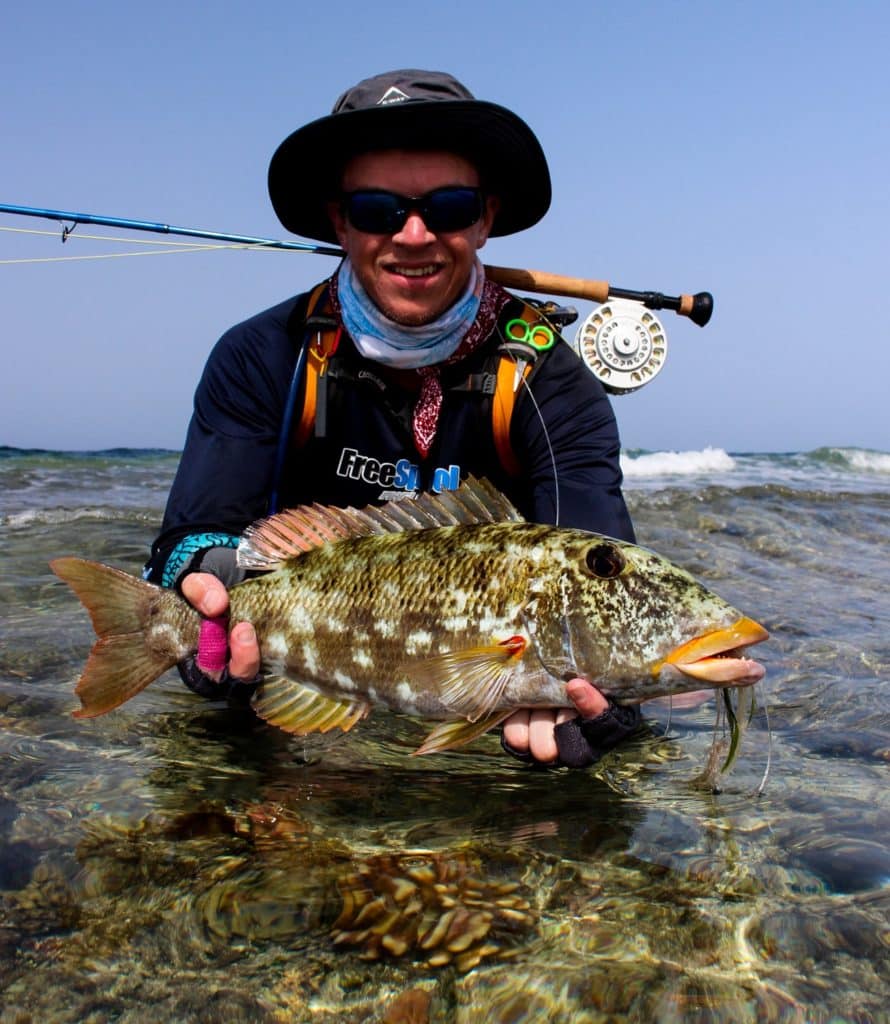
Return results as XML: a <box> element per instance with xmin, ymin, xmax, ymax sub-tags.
<box><xmin>340</xmin><ymin>187</ymin><xmax>484</xmax><ymax>234</ymax></box>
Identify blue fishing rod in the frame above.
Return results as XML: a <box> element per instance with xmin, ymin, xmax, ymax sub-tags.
<box><xmin>2</xmin><ymin>199</ymin><xmax>714</xmax><ymax>409</ymax></box>
<box><xmin>0</xmin><ymin>202</ymin><xmax>344</xmax><ymax>257</ymax></box>
<box><xmin>0</xmin><ymin>202</ymin><xmax>713</xmax><ymax>326</ymax></box>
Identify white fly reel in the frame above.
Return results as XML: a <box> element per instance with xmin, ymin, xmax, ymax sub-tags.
<box><xmin>574</xmin><ymin>299</ymin><xmax>667</xmax><ymax>394</ymax></box>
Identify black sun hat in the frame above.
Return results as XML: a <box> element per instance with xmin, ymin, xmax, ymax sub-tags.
<box><xmin>268</xmin><ymin>69</ymin><xmax>552</xmax><ymax>244</ymax></box>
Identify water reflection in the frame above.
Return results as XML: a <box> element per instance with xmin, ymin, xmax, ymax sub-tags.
<box><xmin>3</xmin><ymin>668</ymin><xmax>890</xmax><ymax>1021</ymax></box>
<box><xmin>4</xmin><ymin>698</ymin><xmax>887</xmax><ymax>1021</ymax></box>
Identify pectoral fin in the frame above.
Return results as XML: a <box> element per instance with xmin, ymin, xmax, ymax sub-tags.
<box><xmin>404</xmin><ymin>635</ymin><xmax>528</xmax><ymax>722</ymax></box>
<box><xmin>414</xmin><ymin>711</ymin><xmax>513</xmax><ymax>756</ymax></box>
<box><xmin>254</xmin><ymin>675</ymin><xmax>370</xmax><ymax>735</ymax></box>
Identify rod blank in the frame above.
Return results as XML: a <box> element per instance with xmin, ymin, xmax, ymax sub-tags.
<box><xmin>1</xmin><ymin>203</ymin><xmax>712</xmax><ymax>325</ymax></box>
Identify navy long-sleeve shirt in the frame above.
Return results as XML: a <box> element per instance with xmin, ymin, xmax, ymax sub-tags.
<box><xmin>146</xmin><ymin>285</ymin><xmax>634</xmax><ymax>583</ymax></box>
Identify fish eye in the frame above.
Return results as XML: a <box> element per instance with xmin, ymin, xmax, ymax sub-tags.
<box><xmin>585</xmin><ymin>543</ymin><xmax>625</xmax><ymax>579</ymax></box>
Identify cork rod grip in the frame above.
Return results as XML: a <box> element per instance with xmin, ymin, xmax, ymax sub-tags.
<box><xmin>484</xmin><ymin>264</ymin><xmax>713</xmax><ymax>326</ymax></box>
<box><xmin>483</xmin><ymin>264</ymin><xmax>611</xmax><ymax>304</ymax></box>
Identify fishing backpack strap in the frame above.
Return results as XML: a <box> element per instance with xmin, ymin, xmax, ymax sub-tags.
<box><xmin>293</xmin><ymin>283</ymin><xmax>342</xmax><ymax>448</ymax></box>
<box><xmin>492</xmin><ymin>301</ymin><xmax>559</xmax><ymax>477</ymax></box>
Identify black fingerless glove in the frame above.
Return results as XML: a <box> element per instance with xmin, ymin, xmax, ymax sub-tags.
<box><xmin>178</xmin><ymin>657</ymin><xmax>260</xmax><ymax>707</ymax></box>
<box><xmin>173</xmin><ymin>545</ymin><xmax>246</xmax><ymax>594</ymax></box>
<box><xmin>501</xmin><ymin>700</ymin><xmax>641</xmax><ymax>769</ymax></box>
<box><xmin>552</xmin><ymin>702</ymin><xmax>641</xmax><ymax>768</ymax></box>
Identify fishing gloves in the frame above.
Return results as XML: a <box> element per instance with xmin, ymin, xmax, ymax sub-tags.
<box><xmin>502</xmin><ymin>700</ymin><xmax>642</xmax><ymax>769</ymax></box>
<box><xmin>175</xmin><ymin>545</ymin><xmax>246</xmax><ymax>592</ymax></box>
<box><xmin>174</xmin><ymin>546</ymin><xmax>258</xmax><ymax>705</ymax></box>
<box><xmin>178</xmin><ymin>657</ymin><xmax>259</xmax><ymax>706</ymax></box>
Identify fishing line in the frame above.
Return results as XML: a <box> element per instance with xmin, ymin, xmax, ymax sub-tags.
<box><xmin>0</xmin><ymin>224</ymin><xmax>294</xmax><ymax>264</ymax></box>
<box><xmin>755</xmin><ymin>679</ymin><xmax>773</xmax><ymax>797</ymax></box>
<box><xmin>663</xmin><ymin>696</ymin><xmax>674</xmax><ymax>738</ymax></box>
<box><xmin>0</xmin><ymin>247</ymin><xmax>224</xmax><ymax>264</ymax></box>
<box><xmin>517</xmin><ymin>374</ymin><xmax>560</xmax><ymax>527</ymax></box>
<box><xmin>0</xmin><ymin>225</ymin><xmax>233</xmax><ymax>246</ymax></box>
<box><xmin>700</xmin><ymin>693</ymin><xmax>730</xmax><ymax>792</ymax></box>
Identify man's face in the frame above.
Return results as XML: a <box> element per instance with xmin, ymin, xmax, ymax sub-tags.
<box><xmin>329</xmin><ymin>150</ymin><xmax>498</xmax><ymax>326</ymax></box>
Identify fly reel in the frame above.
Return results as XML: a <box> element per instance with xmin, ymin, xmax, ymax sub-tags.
<box><xmin>574</xmin><ymin>299</ymin><xmax>667</xmax><ymax>394</ymax></box>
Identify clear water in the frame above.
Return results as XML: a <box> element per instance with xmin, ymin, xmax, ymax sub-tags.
<box><xmin>1</xmin><ymin>446</ymin><xmax>888</xmax><ymax>1022</ymax></box>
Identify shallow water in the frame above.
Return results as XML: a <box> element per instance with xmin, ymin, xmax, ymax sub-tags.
<box><xmin>1</xmin><ymin>447</ymin><xmax>889</xmax><ymax>1022</ymax></box>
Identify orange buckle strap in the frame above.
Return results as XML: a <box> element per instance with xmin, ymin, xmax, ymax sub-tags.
<box><xmin>491</xmin><ymin>303</ymin><xmax>555</xmax><ymax>477</ymax></box>
<box><xmin>293</xmin><ymin>283</ymin><xmax>341</xmax><ymax>448</ymax></box>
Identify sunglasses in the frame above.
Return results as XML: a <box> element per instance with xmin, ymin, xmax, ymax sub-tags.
<box><xmin>340</xmin><ymin>187</ymin><xmax>484</xmax><ymax>235</ymax></box>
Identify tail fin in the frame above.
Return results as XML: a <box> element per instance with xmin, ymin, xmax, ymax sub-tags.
<box><xmin>51</xmin><ymin>557</ymin><xmax>193</xmax><ymax>718</ymax></box>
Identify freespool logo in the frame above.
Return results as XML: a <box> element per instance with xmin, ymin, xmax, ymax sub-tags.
<box><xmin>336</xmin><ymin>447</ymin><xmax>460</xmax><ymax>494</ymax></box>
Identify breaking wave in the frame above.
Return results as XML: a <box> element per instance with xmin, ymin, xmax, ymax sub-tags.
<box><xmin>2</xmin><ymin>506</ymin><xmax>156</xmax><ymax>530</ymax></box>
<box><xmin>812</xmin><ymin>447</ymin><xmax>890</xmax><ymax>475</ymax></box>
<box><xmin>621</xmin><ymin>447</ymin><xmax>736</xmax><ymax>478</ymax></box>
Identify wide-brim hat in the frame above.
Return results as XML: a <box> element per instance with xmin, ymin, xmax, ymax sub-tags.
<box><xmin>268</xmin><ymin>69</ymin><xmax>551</xmax><ymax>243</ymax></box>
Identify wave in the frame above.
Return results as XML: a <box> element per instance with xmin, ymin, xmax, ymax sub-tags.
<box><xmin>621</xmin><ymin>447</ymin><xmax>736</xmax><ymax>478</ymax></box>
<box><xmin>620</xmin><ymin>446</ymin><xmax>890</xmax><ymax>495</ymax></box>
<box><xmin>1</xmin><ymin>506</ymin><xmax>158</xmax><ymax>529</ymax></box>
<box><xmin>2</xmin><ymin>447</ymin><xmax>888</xmax><ymax>502</ymax></box>
<box><xmin>809</xmin><ymin>447</ymin><xmax>890</xmax><ymax>475</ymax></box>
<box><xmin>0</xmin><ymin>446</ymin><xmax>179</xmax><ymax>462</ymax></box>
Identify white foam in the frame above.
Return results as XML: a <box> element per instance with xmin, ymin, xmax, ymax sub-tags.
<box><xmin>1</xmin><ymin>506</ymin><xmax>143</xmax><ymax>529</ymax></box>
<box><xmin>621</xmin><ymin>447</ymin><xmax>736</xmax><ymax>478</ymax></box>
<box><xmin>831</xmin><ymin>448</ymin><xmax>890</xmax><ymax>475</ymax></box>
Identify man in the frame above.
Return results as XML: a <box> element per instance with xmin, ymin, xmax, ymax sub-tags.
<box><xmin>145</xmin><ymin>69</ymin><xmax>640</xmax><ymax>768</ymax></box>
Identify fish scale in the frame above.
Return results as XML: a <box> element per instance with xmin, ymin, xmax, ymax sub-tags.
<box><xmin>230</xmin><ymin>525</ymin><xmax>548</xmax><ymax>715</ymax></box>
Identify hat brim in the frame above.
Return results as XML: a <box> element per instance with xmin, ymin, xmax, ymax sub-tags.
<box><xmin>268</xmin><ymin>99</ymin><xmax>551</xmax><ymax>243</ymax></box>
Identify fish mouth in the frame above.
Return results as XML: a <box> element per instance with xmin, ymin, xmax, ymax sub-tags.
<box><xmin>657</xmin><ymin>617</ymin><xmax>769</xmax><ymax>686</ymax></box>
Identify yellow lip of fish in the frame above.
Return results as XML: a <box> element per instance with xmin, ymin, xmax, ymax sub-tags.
<box><xmin>655</xmin><ymin>616</ymin><xmax>769</xmax><ymax>685</ymax></box>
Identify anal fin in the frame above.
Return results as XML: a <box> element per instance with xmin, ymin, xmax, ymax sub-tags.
<box><xmin>254</xmin><ymin>675</ymin><xmax>369</xmax><ymax>736</ymax></box>
<box><xmin>413</xmin><ymin>710</ymin><xmax>512</xmax><ymax>756</ymax></box>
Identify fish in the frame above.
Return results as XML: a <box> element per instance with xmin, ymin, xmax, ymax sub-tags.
<box><xmin>50</xmin><ymin>477</ymin><xmax>768</xmax><ymax>758</ymax></box>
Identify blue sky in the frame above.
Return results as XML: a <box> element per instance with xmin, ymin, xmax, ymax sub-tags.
<box><xmin>2</xmin><ymin>0</ymin><xmax>888</xmax><ymax>453</ymax></box>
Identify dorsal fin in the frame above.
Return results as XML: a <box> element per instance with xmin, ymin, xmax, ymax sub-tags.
<box><xmin>237</xmin><ymin>476</ymin><xmax>523</xmax><ymax>571</ymax></box>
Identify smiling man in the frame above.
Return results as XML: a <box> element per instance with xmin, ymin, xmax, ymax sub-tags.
<box><xmin>334</xmin><ymin>150</ymin><xmax>492</xmax><ymax>326</ymax></box>
<box><xmin>145</xmin><ymin>69</ymin><xmax>640</xmax><ymax>768</ymax></box>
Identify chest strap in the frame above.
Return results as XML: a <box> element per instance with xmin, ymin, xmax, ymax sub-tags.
<box><xmin>291</xmin><ymin>291</ymin><xmax>556</xmax><ymax>478</ymax></box>
<box><xmin>492</xmin><ymin>303</ymin><xmax>555</xmax><ymax>476</ymax></box>
<box><xmin>293</xmin><ymin>283</ymin><xmax>341</xmax><ymax>448</ymax></box>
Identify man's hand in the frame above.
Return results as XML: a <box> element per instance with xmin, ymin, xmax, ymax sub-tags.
<box><xmin>502</xmin><ymin>679</ymin><xmax>609</xmax><ymax>763</ymax></box>
<box><xmin>180</xmin><ymin>572</ymin><xmax>261</xmax><ymax>684</ymax></box>
<box><xmin>501</xmin><ymin>679</ymin><xmax>640</xmax><ymax>768</ymax></box>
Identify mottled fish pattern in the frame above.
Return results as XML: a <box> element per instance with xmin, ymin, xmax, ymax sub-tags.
<box><xmin>51</xmin><ymin>478</ymin><xmax>767</xmax><ymax>755</ymax></box>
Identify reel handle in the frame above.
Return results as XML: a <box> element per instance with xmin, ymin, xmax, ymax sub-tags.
<box><xmin>611</xmin><ymin>288</ymin><xmax>714</xmax><ymax>328</ymax></box>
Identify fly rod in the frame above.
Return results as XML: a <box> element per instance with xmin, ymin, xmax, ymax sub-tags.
<box><xmin>0</xmin><ymin>202</ymin><xmax>712</xmax><ymax>326</ymax></box>
<box><xmin>0</xmin><ymin>202</ymin><xmax>343</xmax><ymax>257</ymax></box>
